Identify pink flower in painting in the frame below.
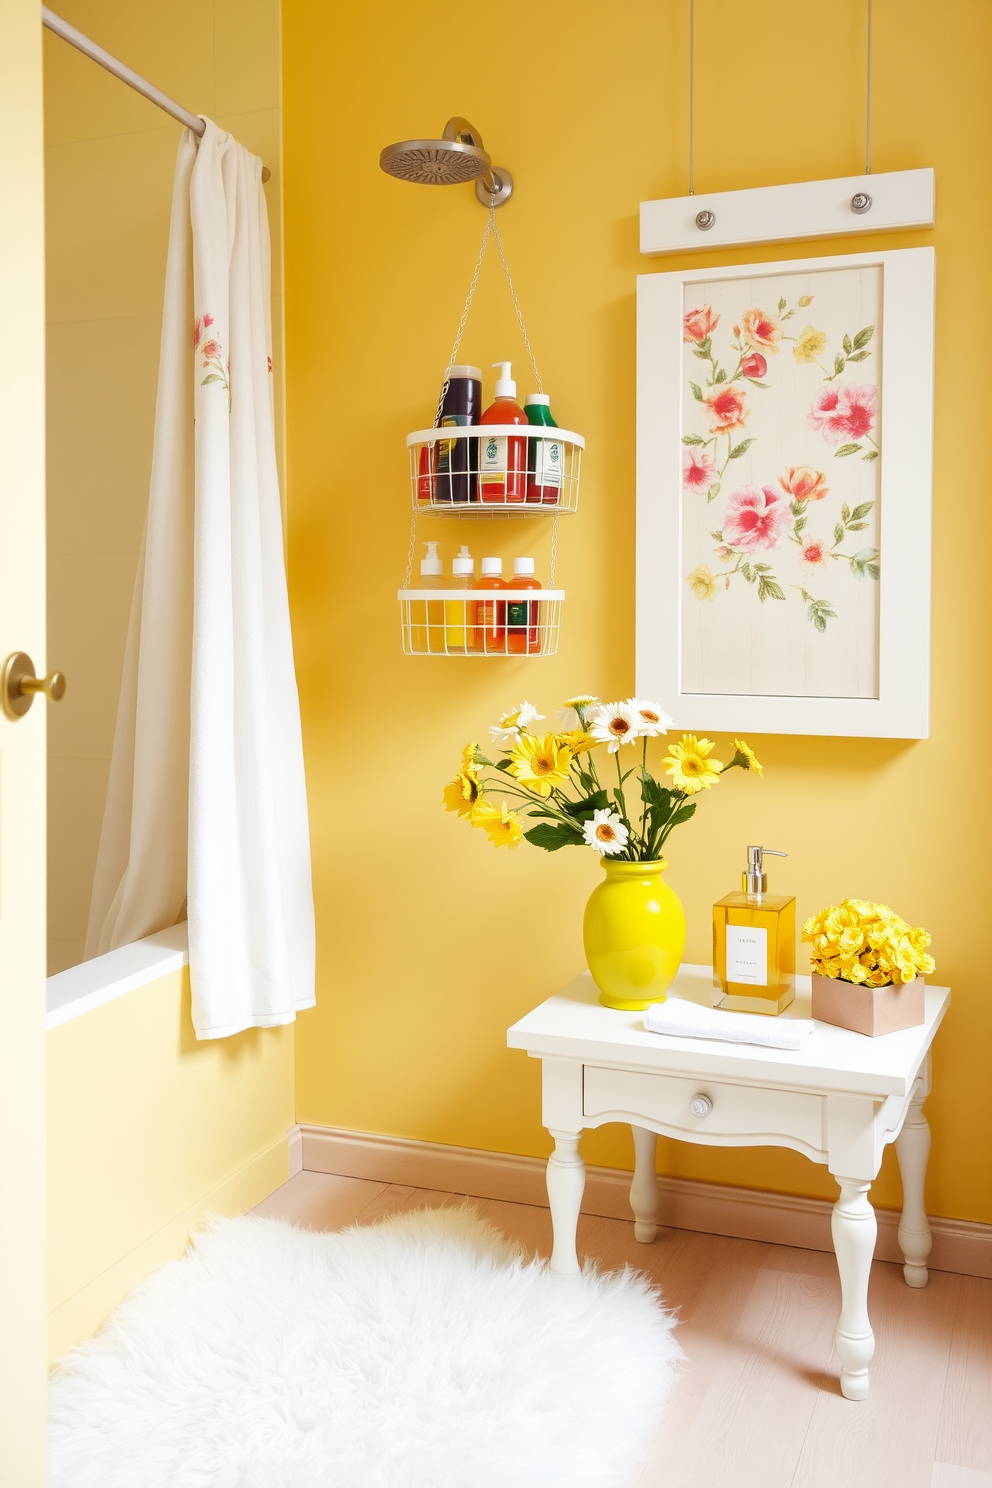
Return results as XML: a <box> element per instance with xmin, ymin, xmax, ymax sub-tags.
<box><xmin>779</xmin><ymin>465</ymin><xmax>829</xmax><ymax>502</ymax></box>
<box><xmin>683</xmin><ymin>305</ymin><xmax>720</xmax><ymax>343</ymax></box>
<box><xmin>703</xmin><ymin>382</ymin><xmax>748</xmax><ymax>435</ymax></box>
<box><xmin>683</xmin><ymin>447</ymin><xmax>718</xmax><ymax>494</ymax></box>
<box><xmin>740</xmin><ymin>308</ymin><xmax>783</xmax><ymax>355</ymax></box>
<box><xmin>807</xmin><ymin>383</ymin><xmax>877</xmax><ymax>445</ymax></box>
<box><xmin>200</xmin><ymin>339</ymin><xmax>221</xmax><ymax>360</ymax></box>
<box><xmin>722</xmin><ymin>485</ymin><xmax>793</xmax><ymax>551</ymax></box>
<box><xmin>799</xmin><ymin>537</ymin><xmax>829</xmax><ymax>569</ymax></box>
<box><xmin>192</xmin><ymin>312</ymin><xmax>214</xmax><ymax>349</ymax></box>
<box><xmin>266</xmin><ymin>355</ymin><xmax>273</xmax><ymax>372</ymax></box>
<box><xmin>741</xmin><ymin>351</ymin><xmax>767</xmax><ymax>380</ymax></box>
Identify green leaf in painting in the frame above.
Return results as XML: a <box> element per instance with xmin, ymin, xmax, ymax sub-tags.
<box><xmin>847</xmin><ymin>521</ymin><xmax>869</xmax><ymax>531</ymax></box>
<box><xmin>741</xmin><ymin>562</ymin><xmax>754</xmax><ymax>582</ymax></box>
<box><xmin>682</xmin><ymin>433</ymin><xmax>705</xmax><ymax>445</ymax></box>
<box><xmin>834</xmin><ymin>523</ymin><xmax>845</xmax><ymax>544</ymax></box>
<box><xmin>746</xmin><ymin>379</ymin><xmax>772</xmax><ymax>388</ymax></box>
<box><xmin>757</xmin><ymin>575</ymin><xmax>786</xmax><ymax>603</ymax></box>
<box><xmin>814</xmin><ymin>613</ymin><xmax>826</xmax><ymax>633</ymax></box>
<box><xmin>843</xmin><ymin>334</ymin><xmax>853</xmax><ymax>354</ymax></box>
<box><xmin>852</xmin><ymin>325</ymin><xmax>875</xmax><ymax>350</ymax></box>
<box><xmin>841</xmin><ymin>502</ymin><xmax>851</xmax><ymax>523</ymax></box>
<box><xmin>706</xmin><ymin>482</ymin><xmax>721</xmax><ymax>503</ymax></box>
<box><xmin>690</xmin><ymin>382</ymin><xmax>703</xmax><ymax>401</ymax></box>
<box><xmin>862</xmin><ymin>449</ymin><xmax>879</xmax><ymax>462</ymax></box>
<box><xmin>851</xmin><ymin>501</ymin><xmax>874</xmax><ymax>520</ymax></box>
<box><xmin>727</xmin><ymin>438</ymin><xmax>755</xmax><ymax>460</ymax></box>
<box><xmin>778</xmin><ymin>297</ymin><xmax>787</xmax><ymax>311</ymax></box>
<box><xmin>714</xmin><ymin>368</ymin><xmax>727</xmax><ymax>383</ymax></box>
<box><xmin>834</xmin><ymin>352</ymin><xmax>846</xmax><ymax>375</ymax></box>
<box><xmin>834</xmin><ymin>443</ymin><xmax>862</xmax><ymax>457</ymax></box>
<box><xmin>692</xmin><ymin>346</ymin><xmax>710</xmax><ymax>359</ymax></box>
<box><xmin>709</xmin><ymin>530</ymin><xmax>723</xmax><ymax>542</ymax></box>
<box><xmin>846</xmin><ymin>350</ymin><xmax>870</xmax><ymax>362</ymax></box>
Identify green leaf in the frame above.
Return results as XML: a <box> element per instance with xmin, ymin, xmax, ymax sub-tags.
<box><xmin>692</xmin><ymin>346</ymin><xmax>710</xmax><ymax>359</ymax></box>
<box><xmin>851</xmin><ymin>501</ymin><xmax>874</xmax><ymax>520</ymax></box>
<box><xmin>746</xmin><ymin>379</ymin><xmax>772</xmax><ymax>388</ymax></box>
<box><xmin>727</xmin><ymin>438</ymin><xmax>755</xmax><ymax>460</ymax></box>
<box><xmin>669</xmin><ymin>803</ymin><xmax>697</xmax><ymax>827</ymax></box>
<box><xmin>847</xmin><ymin>521</ymin><xmax>869</xmax><ymax>531</ymax></box>
<box><xmin>714</xmin><ymin>368</ymin><xmax>727</xmax><ymax>383</ymax></box>
<box><xmin>690</xmin><ymin>382</ymin><xmax>703</xmax><ymax>401</ymax></box>
<box><xmin>757</xmin><ymin>575</ymin><xmax>786</xmax><ymax>603</ymax></box>
<box><xmin>843</xmin><ymin>334</ymin><xmax>853</xmax><ymax>354</ymax></box>
<box><xmin>642</xmin><ymin>776</ymin><xmax>673</xmax><ymax>809</ymax></box>
<box><xmin>741</xmin><ymin>562</ymin><xmax>754</xmax><ymax>582</ymax></box>
<box><xmin>834</xmin><ymin>523</ymin><xmax>845</xmax><ymax>544</ymax></box>
<box><xmin>753</xmin><ymin>562</ymin><xmax>771</xmax><ymax>572</ymax></box>
<box><xmin>706</xmin><ymin>481</ymin><xmax>721</xmax><ymax>503</ymax></box>
<box><xmin>866</xmin><ymin>562</ymin><xmax>880</xmax><ymax>580</ymax></box>
<box><xmin>201</xmin><ymin>374</ymin><xmax>226</xmax><ymax>386</ymax></box>
<box><xmin>778</xmin><ymin>297</ymin><xmax>787</xmax><ymax>311</ymax></box>
<box><xmin>813</xmin><ymin>613</ymin><xmax>826</xmax><ymax>633</ymax></box>
<box><xmin>523</xmin><ymin>822</ymin><xmax>585</xmax><ymax>852</ymax></box>
<box><xmin>846</xmin><ymin>350</ymin><xmax>870</xmax><ymax>362</ymax></box>
<box><xmin>561</xmin><ymin>790</ymin><xmax>610</xmax><ymax>819</ymax></box>
<box><xmin>473</xmin><ymin>748</ymin><xmax>494</xmax><ymax>766</ymax></box>
<box><xmin>834</xmin><ymin>352</ymin><xmax>846</xmax><ymax>375</ymax></box>
<box><xmin>682</xmin><ymin>433</ymin><xmax>705</xmax><ymax>445</ymax></box>
<box><xmin>709</xmin><ymin>529</ymin><xmax>723</xmax><ymax>541</ymax></box>
<box><xmin>789</xmin><ymin>499</ymin><xmax>807</xmax><ymax>517</ymax></box>
<box><xmin>495</xmin><ymin>759</ymin><xmax>514</xmax><ymax>771</ymax></box>
<box><xmin>853</xmin><ymin>547</ymin><xmax>879</xmax><ymax>562</ymax></box>
<box><xmin>841</xmin><ymin>502</ymin><xmax>851</xmax><ymax>523</ymax></box>
<box><xmin>794</xmin><ymin>515</ymin><xmax>807</xmax><ymax>533</ymax></box>
<box><xmin>834</xmin><ymin>443</ymin><xmax>862</xmax><ymax>457</ymax></box>
<box><xmin>698</xmin><ymin>336</ymin><xmax>712</xmax><ymax>355</ymax></box>
<box><xmin>862</xmin><ymin>449</ymin><xmax>879</xmax><ymax>462</ymax></box>
<box><xmin>852</xmin><ymin>325</ymin><xmax>875</xmax><ymax>350</ymax></box>
<box><xmin>800</xmin><ymin>588</ymin><xmax>814</xmax><ymax>603</ymax></box>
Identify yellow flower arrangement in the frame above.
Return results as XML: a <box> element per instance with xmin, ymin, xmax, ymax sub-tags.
<box><xmin>444</xmin><ymin>694</ymin><xmax>761</xmax><ymax>857</ymax></box>
<box><xmin>801</xmin><ymin>899</ymin><xmax>935</xmax><ymax>987</ymax></box>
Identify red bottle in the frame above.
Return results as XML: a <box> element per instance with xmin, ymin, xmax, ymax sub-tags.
<box><xmin>478</xmin><ymin>362</ymin><xmax>527</xmax><ymax>504</ymax></box>
<box><xmin>472</xmin><ymin>557</ymin><xmax>507</xmax><ymax>652</ymax></box>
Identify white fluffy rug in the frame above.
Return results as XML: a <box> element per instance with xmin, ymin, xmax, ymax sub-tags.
<box><xmin>50</xmin><ymin>1206</ymin><xmax>680</xmax><ymax>1488</ymax></box>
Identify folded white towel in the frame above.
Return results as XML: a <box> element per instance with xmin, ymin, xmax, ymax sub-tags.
<box><xmin>644</xmin><ymin>996</ymin><xmax>814</xmax><ymax>1051</ymax></box>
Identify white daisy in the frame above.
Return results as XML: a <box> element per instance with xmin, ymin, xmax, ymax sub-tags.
<box><xmin>555</xmin><ymin>695</ymin><xmax>599</xmax><ymax>732</ymax></box>
<box><xmin>628</xmin><ymin>698</ymin><xmax>674</xmax><ymax>738</ymax></box>
<box><xmin>582</xmin><ymin>809</ymin><xmax>630</xmax><ymax>855</ymax></box>
<box><xmin>589</xmin><ymin>699</ymin><xmax>641</xmax><ymax>752</ymax></box>
<box><xmin>489</xmin><ymin>700</ymin><xmax>545</xmax><ymax>750</ymax></box>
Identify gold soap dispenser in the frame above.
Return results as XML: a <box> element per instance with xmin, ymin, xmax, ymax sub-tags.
<box><xmin>713</xmin><ymin>846</ymin><xmax>795</xmax><ymax>1015</ymax></box>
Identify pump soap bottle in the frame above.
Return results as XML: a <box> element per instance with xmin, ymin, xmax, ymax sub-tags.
<box><xmin>415</xmin><ymin>541</ymin><xmax>445</xmax><ymax>654</ymax></box>
<box><xmin>712</xmin><ymin>846</ymin><xmax>795</xmax><ymax>1015</ymax></box>
<box><xmin>479</xmin><ymin>362</ymin><xmax>527</xmax><ymax>503</ymax></box>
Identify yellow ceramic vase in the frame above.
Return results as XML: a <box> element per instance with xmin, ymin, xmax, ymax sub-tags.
<box><xmin>583</xmin><ymin>858</ymin><xmax>686</xmax><ymax>1010</ymax></box>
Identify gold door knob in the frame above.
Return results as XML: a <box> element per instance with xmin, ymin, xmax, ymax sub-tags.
<box><xmin>1</xmin><ymin>652</ymin><xmax>67</xmax><ymax>720</ymax></box>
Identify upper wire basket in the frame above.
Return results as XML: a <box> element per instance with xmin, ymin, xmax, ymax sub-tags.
<box><xmin>407</xmin><ymin>424</ymin><xmax>583</xmax><ymax>516</ymax></box>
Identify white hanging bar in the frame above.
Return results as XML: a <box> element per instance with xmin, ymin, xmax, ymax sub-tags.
<box><xmin>41</xmin><ymin>7</ymin><xmax>271</xmax><ymax>181</ymax></box>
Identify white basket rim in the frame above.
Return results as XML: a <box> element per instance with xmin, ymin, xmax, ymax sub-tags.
<box><xmin>406</xmin><ymin>425</ymin><xmax>585</xmax><ymax>450</ymax></box>
<box><xmin>399</xmin><ymin>588</ymin><xmax>565</xmax><ymax>601</ymax></box>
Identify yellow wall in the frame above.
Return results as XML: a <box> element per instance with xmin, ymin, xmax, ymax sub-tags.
<box><xmin>284</xmin><ymin>0</ymin><xmax>992</xmax><ymax>1226</ymax></box>
<box><xmin>45</xmin><ymin>0</ymin><xmax>284</xmax><ymax>974</ymax></box>
<box><xmin>47</xmin><ymin>968</ymin><xmax>294</xmax><ymax>1362</ymax></box>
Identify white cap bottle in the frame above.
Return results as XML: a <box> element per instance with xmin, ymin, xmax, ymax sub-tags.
<box><xmin>419</xmin><ymin>541</ymin><xmax>444</xmax><ymax>588</ymax></box>
<box><xmin>451</xmin><ymin>545</ymin><xmax>474</xmax><ymax>585</ymax></box>
<box><xmin>513</xmin><ymin>557</ymin><xmax>535</xmax><ymax>577</ymax></box>
<box><xmin>480</xmin><ymin>556</ymin><xmax>503</xmax><ymax>577</ymax></box>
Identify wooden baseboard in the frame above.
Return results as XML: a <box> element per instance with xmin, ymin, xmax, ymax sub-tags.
<box><xmin>298</xmin><ymin>1123</ymin><xmax>992</xmax><ymax>1281</ymax></box>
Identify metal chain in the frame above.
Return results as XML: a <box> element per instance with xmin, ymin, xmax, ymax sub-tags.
<box><xmin>489</xmin><ymin>203</ymin><xmax>543</xmax><ymax>393</ymax></box>
<box><xmin>549</xmin><ymin>511</ymin><xmax>558</xmax><ymax>588</ymax></box>
<box><xmin>403</xmin><ymin>507</ymin><xmax>419</xmax><ymax>589</ymax></box>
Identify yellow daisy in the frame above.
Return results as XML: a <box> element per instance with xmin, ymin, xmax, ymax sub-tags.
<box><xmin>470</xmin><ymin>799</ymin><xmax>523</xmax><ymax>849</ymax></box>
<box><xmin>732</xmin><ymin>739</ymin><xmax>763</xmax><ymax>775</ymax></box>
<box><xmin>556</xmin><ymin>728</ymin><xmax>599</xmax><ymax>756</ymax></box>
<box><xmin>443</xmin><ymin>772</ymin><xmax>480</xmax><ymax>817</ymax></box>
<box><xmin>663</xmin><ymin>734</ymin><xmax>723</xmax><ymax>795</ymax></box>
<box><xmin>460</xmin><ymin>741</ymin><xmax>483</xmax><ymax>780</ymax></box>
<box><xmin>507</xmin><ymin>732</ymin><xmax>573</xmax><ymax>797</ymax></box>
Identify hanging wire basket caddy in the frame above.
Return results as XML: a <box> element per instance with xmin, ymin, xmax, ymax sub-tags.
<box><xmin>407</xmin><ymin>424</ymin><xmax>583</xmax><ymax>515</ymax></box>
<box><xmin>398</xmin><ymin>589</ymin><xmax>564</xmax><ymax>657</ymax></box>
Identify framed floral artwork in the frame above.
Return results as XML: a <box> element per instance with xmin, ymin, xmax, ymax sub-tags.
<box><xmin>636</xmin><ymin>247</ymin><xmax>934</xmax><ymax>738</ymax></box>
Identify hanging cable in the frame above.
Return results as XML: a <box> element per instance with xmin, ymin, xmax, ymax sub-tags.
<box><xmin>865</xmin><ymin>0</ymin><xmax>873</xmax><ymax>175</ymax></box>
<box><xmin>688</xmin><ymin>0</ymin><xmax>696</xmax><ymax>195</ymax></box>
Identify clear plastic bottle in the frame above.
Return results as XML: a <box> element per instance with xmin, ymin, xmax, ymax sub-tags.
<box><xmin>416</xmin><ymin>541</ymin><xmax>445</xmax><ymax>654</ymax></box>
<box><xmin>445</xmin><ymin>545</ymin><xmax>474</xmax><ymax>652</ymax></box>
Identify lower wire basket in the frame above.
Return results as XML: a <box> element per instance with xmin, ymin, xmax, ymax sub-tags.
<box><xmin>398</xmin><ymin>589</ymin><xmax>564</xmax><ymax>657</ymax></box>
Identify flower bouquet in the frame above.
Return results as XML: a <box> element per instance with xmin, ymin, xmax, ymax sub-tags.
<box><xmin>444</xmin><ymin>695</ymin><xmax>761</xmax><ymax>1008</ymax></box>
<box><xmin>802</xmin><ymin>899</ymin><xmax>935</xmax><ymax>1036</ymax></box>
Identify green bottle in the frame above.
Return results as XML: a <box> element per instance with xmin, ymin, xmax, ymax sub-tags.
<box><xmin>524</xmin><ymin>393</ymin><xmax>562</xmax><ymax>506</ymax></box>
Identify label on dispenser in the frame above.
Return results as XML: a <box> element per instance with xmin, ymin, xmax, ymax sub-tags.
<box><xmin>725</xmin><ymin>925</ymin><xmax>768</xmax><ymax>985</ymax></box>
<box><xmin>479</xmin><ymin>433</ymin><xmax>507</xmax><ymax>497</ymax></box>
<box><xmin>533</xmin><ymin>438</ymin><xmax>563</xmax><ymax>488</ymax></box>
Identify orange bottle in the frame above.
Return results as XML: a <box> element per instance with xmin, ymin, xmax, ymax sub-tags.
<box><xmin>506</xmin><ymin>557</ymin><xmax>542</xmax><ymax>654</ymax></box>
<box><xmin>478</xmin><ymin>361</ymin><xmax>527</xmax><ymax>504</ymax></box>
<box><xmin>472</xmin><ymin>556</ymin><xmax>507</xmax><ymax>653</ymax></box>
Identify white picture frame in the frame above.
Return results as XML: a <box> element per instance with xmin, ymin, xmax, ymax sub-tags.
<box><xmin>636</xmin><ymin>246</ymin><xmax>934</xmax><ymax>739</ymax></box>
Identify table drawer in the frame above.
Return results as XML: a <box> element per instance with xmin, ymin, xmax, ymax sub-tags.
<box><xmin>583</xmin><ymin>1065</ymin><xmax>825</xmax><ymax>1153</ymax></box>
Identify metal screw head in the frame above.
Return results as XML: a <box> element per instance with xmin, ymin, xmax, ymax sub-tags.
<box><xmin>851</xmin><ymin>191</ymin><xmax>873</xmax><ymax>215</ymax></box>
<box><xmin>695</xmin><ymin>209</ymin><xmax>716</xmax><ymax>231</ymax></box>
<box><xmin>689</xmin><ymin>1093</ymin><xmax>713</xmax><ymax>1119</ymax></box>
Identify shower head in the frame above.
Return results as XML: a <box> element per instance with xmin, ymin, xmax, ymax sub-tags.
<box><xmin>379</xmin><ymin>117</ymin><xmax>513</xmax><ymax>206</ymax></box>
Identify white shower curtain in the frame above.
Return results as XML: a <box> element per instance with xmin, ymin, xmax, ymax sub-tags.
<box><xmin>86</xmin><ymin>121</ymin><xmax>315</xmax><ymax>1039</ymax></box>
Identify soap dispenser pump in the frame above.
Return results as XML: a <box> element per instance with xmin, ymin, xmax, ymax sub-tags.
<box><xmin>712</xmin><ymin>845</ymin><xmax>796</xmax><ymax>1015</ymax></box>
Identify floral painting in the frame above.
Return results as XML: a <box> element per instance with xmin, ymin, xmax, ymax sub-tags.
<box><xmin>680</xmin><ymin>265</ymin><xmax>882</xmax><ymax>700</ymax></box>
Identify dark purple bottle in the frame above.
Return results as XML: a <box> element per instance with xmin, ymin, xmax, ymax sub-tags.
<box><xmin>435</xmin><ymin>364</ymin><xmax>481</xmax><ymax>503</ymax></box>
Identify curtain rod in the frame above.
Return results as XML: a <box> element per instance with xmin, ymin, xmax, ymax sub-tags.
<box><xmin>41</xmin><ymin>7</ymin><xmax>271</xmax><ymax>182</ymax></box>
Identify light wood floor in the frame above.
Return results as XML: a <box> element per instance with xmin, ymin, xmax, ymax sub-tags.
<box><xmin>254</xmin><ymin>1171</ymin><xmax>992</xmax><ymax>1488</ymax></box>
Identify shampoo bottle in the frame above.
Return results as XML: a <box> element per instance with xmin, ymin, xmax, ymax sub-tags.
<box><xmin>713</xmin><ymin>846</ymin><xmax>795</xmax><ymax>1015</ymax></box>
<box><xmin>435</xmin><ymin>364</ymin><xmax>481</xmax><ymax>503</ymax></box>
<box><xmin>445</xmin><ymin>545</ymin><xmax>474</xmax><ymax>651</ymax></box>
<box><xmin>478</xmin><ymin>362</ymin><xmax>527</xmax><ymax>504</ymax></box>
<box><xmin>506</xmin><ymin>557</ymin><xmax>542</xmax><ymax>654</ymax></box>
<box><xmin>524</xmin><ymin>393</ymin><xmax>562</xmax><ymax>505</ymax></box>
<box><xmin>472</xmin><ymin>556</ymin><xmax>507</xmax><ymax>652</ymax></box>
<box><xmin>417</xmin><ymin>541</ymin><xmax>445</xmax><ymax>654</ymax></box>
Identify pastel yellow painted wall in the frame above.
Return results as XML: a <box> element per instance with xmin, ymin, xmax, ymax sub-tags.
<box><xmin>45</xmin><ymin>0</ymin><xmax>284</xmax><ymax>974</ymax></box>
<box><xmin>285</xmin><ymin>0</ymin><xmax>992</xmax><ymax>1225</ymax></box>
<box><xmin>47</xmin><ymin>969</ymin><xmax>294</xmax><ymax>1362</ymax></box>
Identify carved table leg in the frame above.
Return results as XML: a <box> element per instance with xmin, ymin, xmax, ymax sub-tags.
<box><xmin>831</xmin><ymin>1178</ymin><xmax>877</xmax><ymax>1400</ymax></box>
<box><xmin>546</xmin><ymin>1129</ymin><xmax>585</xmax><ymax>1275</ymax></box>
<box><xmin>895</xmin><ymin>1087</ymin><xmax>932</xmax><ymax>1288</ymax></box>
<box><xmin>630</xmin><ymin>1125</ymin><xmax>660</xmax><ymax>1242</ymax></box>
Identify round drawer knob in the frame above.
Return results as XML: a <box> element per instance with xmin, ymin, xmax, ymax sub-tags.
<box><xmin>689</xmin><ymin>1093</ymin><xmax>713</xmax><ymax>1119</ymax></box>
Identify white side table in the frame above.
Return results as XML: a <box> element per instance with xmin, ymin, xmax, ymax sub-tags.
<box><xmin>507</xmin><ymin>964</ymin><xmax>950</xmax><ymax>1401</ymax></box>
